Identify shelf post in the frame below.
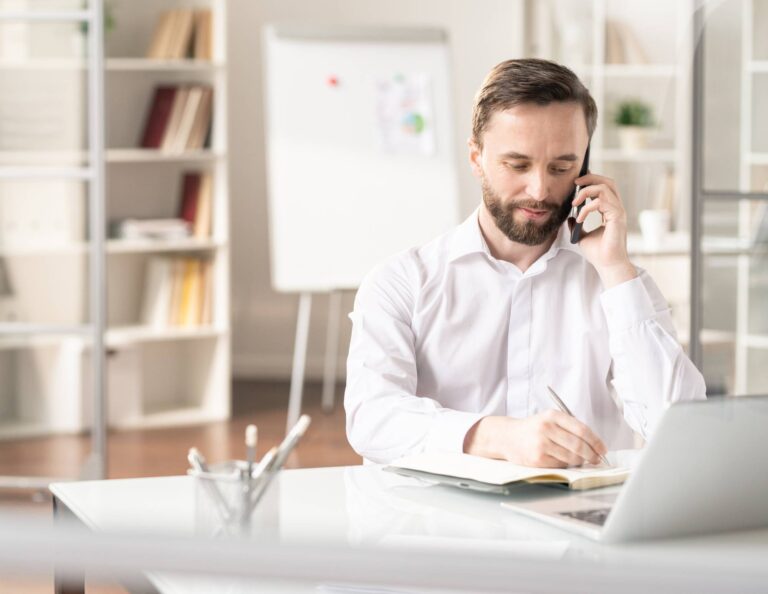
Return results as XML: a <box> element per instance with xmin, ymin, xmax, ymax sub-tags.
<box><xmin>82</xmin><ymin>0</ymin><xmax>108</xmax><ymax>480</ymax></box>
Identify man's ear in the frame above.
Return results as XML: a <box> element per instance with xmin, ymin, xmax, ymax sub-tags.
<box><xmin>467</xmin><ymin>137</ymin><xmax>483</xmax><ymax>179</ymax></box>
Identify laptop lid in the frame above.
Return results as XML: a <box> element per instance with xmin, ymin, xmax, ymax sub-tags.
<box><xmin>601</xmin><ymin>395</ymin><xmax>768</xmax><ymax>542</ymax></box>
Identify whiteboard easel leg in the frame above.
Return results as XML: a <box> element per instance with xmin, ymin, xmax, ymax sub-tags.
<box><xmin>321</xmin><ymin>290</ymin><xmax>342</xmax><ymax>413</ymax></box>
<box><xmin>287</xmin><ymin>292</ymin><xmax>312</xmax><ymax>433</ymax></box>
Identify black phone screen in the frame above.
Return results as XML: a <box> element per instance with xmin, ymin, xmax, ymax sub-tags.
<box><xmin>569</xmin><ymin>145</ymin><xmax>591</xmax><ymax>244</ymax></box>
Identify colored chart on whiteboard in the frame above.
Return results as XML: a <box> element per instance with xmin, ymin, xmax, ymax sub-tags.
<box><xmin>375</xmin><ymin>73</ymin><xmax>435</xmax><ymax>156</ymax></box>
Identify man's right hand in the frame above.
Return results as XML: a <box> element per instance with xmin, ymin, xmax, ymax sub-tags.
<box><xmin>463</xmin><ymin>412</ymin><xmax>608</xmax><ymax>468</ymax></box>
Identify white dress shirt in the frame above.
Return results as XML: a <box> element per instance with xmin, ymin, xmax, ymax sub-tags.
<box><xmin>344</xmin><ymin>208</ymin><xmax>706</xmax><ymax>464</ymax></box>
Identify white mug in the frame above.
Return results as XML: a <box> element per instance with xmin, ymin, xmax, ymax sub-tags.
<box><xmin>638</xmin><ymin>209</ymin><xmax>671</xmax><ymax>249</ymax></box>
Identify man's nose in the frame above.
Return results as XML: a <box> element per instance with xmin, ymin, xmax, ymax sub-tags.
<box><xmin>524</xmin><ymin>169</ymin><xmax>549</xmax><ymax>202</ymax></box>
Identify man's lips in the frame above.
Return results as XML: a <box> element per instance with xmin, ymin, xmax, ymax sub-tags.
<box><xmin>518</xmin><ymin>207</ymin><xmax>552</xmax><ymax>220</ymax></box>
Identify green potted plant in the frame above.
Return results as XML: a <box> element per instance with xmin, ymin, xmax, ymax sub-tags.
<box><xmin>614</xmin><ymin>99</ymin><xmax>654</xmax><ymax>151</ymax></box>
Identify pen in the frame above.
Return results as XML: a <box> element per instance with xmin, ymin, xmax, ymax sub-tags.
<box><xmin>545</xmin><ymin>385</ymin><xmax>610</xmax><ymax>466</ymax></box>
<box><xmin>251</xmin><ymin>445</ymin><xmax>277</xmax><ymax>480</ymax></box>
<box><xmin>245</xmin><ymin>424</ymin><xmax>257</xmax><ymax>480</ymax></box>
<box><xmin>247</xmin><ymin>415</ymin><xmax>312</xmax><ymax>514</ymax></box>
<box><xmin>187</xmin><ymin>447</ymin><xmax>210</xmax><ymax>472</ymax></box>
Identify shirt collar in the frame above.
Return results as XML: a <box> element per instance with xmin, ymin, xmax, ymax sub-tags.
<box><xmin>447</xmin><ymin>206</ymin><xmax>581</xmax><ymax>265</ymax></box>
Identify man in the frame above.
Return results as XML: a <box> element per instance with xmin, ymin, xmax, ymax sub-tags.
<box><xmin>344</xmin><ymin>59</ymin><xmax>706</xmax><ymax>468</ymax></box>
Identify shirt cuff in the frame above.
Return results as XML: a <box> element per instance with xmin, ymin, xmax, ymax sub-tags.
<box><xmin>600</xmin><ymin>276</ymin><xmax>656</xmax><ymax>334</ymax></box>
<box><xmin>424</xmin><ymin>409</ymin><xmax>485</xmax><ymax>454</ymax></box>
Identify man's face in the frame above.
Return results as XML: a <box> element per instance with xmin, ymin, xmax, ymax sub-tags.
<box><xmin>469</xmin><ymin>102</ymin><xmax>590</xmax><ymax>246</ymax></box>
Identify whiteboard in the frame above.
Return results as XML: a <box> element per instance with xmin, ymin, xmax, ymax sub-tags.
<box><xmin>263</xmin><ymin>25</ymin><xmax>460</xmax><ymax>292</ymax></box>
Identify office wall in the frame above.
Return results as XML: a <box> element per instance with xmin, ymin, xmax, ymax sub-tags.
<box><xmin>227</xmin><ymin>0</ymin><xmax>526</xmax><ymax>379</ymax></box>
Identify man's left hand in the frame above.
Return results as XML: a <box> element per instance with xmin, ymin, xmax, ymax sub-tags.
<box><xmin>571</xmin><ymin>172</ymin><xmax>638</xmax><ymax>289</ymax></box>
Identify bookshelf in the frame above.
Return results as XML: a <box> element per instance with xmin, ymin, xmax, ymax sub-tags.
<box><xmin>102</xmin><ymin>0</ymin><xmax>230</xmax><ymax>428</ymax></box>
<box><xmin>0</xmin><ymin>0</ymin><xmax>230</xmax><ymax>440</ymax></box>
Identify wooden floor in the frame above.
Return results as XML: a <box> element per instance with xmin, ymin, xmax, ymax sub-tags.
<box><xmin>0</xmin><ymin>380</ymin><xmax>360</xmax><ymax>593</ymax></box>
<box><xmin>0</xmin><ymin>379</ymin><xmax>360</xmax><ymax>483</ymax></box>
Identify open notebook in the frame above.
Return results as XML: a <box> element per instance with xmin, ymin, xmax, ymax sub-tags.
<box><xmin>386</xmin><ymin>451</ymin><xmax>630</xmax><ymax>491</ymax></box>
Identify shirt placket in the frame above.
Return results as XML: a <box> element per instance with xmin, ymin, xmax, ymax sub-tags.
<box><xmin>506</xmin><ymin>275</ymin><xmax>532</xmax><ymax>418</ymax></box>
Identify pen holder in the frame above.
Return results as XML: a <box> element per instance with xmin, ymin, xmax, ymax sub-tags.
<box><xmin>190</xmin><ymin>460</ymin><xmax>280</xmax><ymax>539</ymax></box>
<box><xmin>188</xmin><ymin>459</ymin><xmax>251</xmax><ymax>482</ymax></box>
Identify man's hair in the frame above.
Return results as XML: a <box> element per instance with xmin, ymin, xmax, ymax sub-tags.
<box><xmin>471</xmin><ymin>58</ymin><xmax>597</xmax><ymax>147</ymax></box>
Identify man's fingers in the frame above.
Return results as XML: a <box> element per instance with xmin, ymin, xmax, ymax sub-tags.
<box><xmin>544</xmin><ymin>438</ymin><xmax>586</xmax><ymax>467</ymax></box>
<box><xmin>576</xmin><ymin>199</ymin><xmax>602</xmax><ymax>223</ymax></box>
<box><xmin>547</xmin><ymin>427</ymin><xmax>600</xmax><ymax>465</ymax></box>
<box><xmin>550</xmin><ymin>411</ymin><xmax>607</xmax><ymax>457</ymax></box>
<box><xmin>574</xmin><ymin>174</ymin><xmax>618</xmax><ymax>195</ymax></box>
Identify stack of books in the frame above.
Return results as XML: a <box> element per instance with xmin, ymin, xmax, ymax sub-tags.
<box><xmin>146</xmin><ymin>8</ymin><xmax>213</xmax><ymax>60</ymax></box>
<box><xmin>116</xmin><ymin>218</ymin><xmax>190</xmax><ymax>241</ymax></box>
<box><xmin>140</xmin><ymin>256</ymin><xmax>213</xmax><ymax>328</ymax></box>
<box><xmin>605</xmin><ymin>20</ymin><xmax>649</xmax><ymax>64</ymax></box>
<box><xmin>140</xmin><ymin>84</ymin><xmax>213</xmax><ymax>153</ymax></box>
<box><xmin>111</xmin><ymin>170</ymin><xmax>213</xmax><ymax>242</ymax></box>
<box><xmin>178</xmin><ymin>171</ymin><xmax>213</xmax><ymax>238</ymax></box>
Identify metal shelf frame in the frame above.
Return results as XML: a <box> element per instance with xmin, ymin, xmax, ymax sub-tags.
<box><xmin>0</xmin><ymin>1</ymin><xmax>107</xmax><ymax>486</ymax></box>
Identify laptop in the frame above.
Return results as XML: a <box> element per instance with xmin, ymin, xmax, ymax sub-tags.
<box><xmin>501</xmin><ymin>396</ymin><xmax>768</xmax><ymax>542</ymax></box>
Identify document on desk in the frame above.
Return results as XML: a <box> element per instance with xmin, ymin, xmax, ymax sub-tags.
<box><xmin>387</xmin><ymin>452</ymin><xmax>629</xmax><ymax>491</ymax></box>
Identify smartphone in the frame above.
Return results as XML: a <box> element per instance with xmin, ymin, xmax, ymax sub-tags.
<box><xmin>568</xmin><ymin>145</ymin><xmax>591</xmax><ymax>244</ymax></box>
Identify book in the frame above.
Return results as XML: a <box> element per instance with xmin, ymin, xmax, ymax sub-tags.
<box><xmin>170</xmin><ymin>85</ymin><xmax>203</xmax><ymax>152</ymax></box>
<box><xmin>186</xmin><ymin>86</ymin><xmax>213</xmax><ymax>150</ymax></box>
<box><xmin>161</xmin><ymin>86</ymin><xmax>191</xmax><ymax>152</ymax></box>
<box><xmin>117</xmin><ymin>218</ymin><xmax>190</xmax><ymax>241</ymax></box>
<box><xmin>619</xmin><ymin>22</ymin><xmax>650</xmax><ymax>65</ymax></box>
<box><xmin>604</xmin><ymin>20</ymin><xmax>649</xmax><ymax>65</ymax></box>
<box><xmin>193</xmin><ymin>9</ymin><xmax>213</xmax><ymax>61</ymax></box>
<box><xmin>199</xmin><ymin>259</ymin><xmax>213</xmax><ymax>325</ymax></box>
<box><xmin>193</xmin><ymin>172</ymin><xmax>213</xmax><ymax>238</ymax></box>
<box><xmin>140</xmin><ymin>256</ymin><xmax>174</xmax><ymax>327</ymax></box>
<box><xmin>604</xmin><ymin>20</ymin><xmax>624</xmax><ymax>64</ymax></box>
<box><xmin>143</xmin><ymin>84</ymin><xmax>212</xmax><ymax>153</ymax></box>
<box><xmin>387</xmin><ymin>451</ymin><xmax>630</xmax><ymax>491</ymax></box>
<box><xmin>146</xmin><ymin>10</ymin><xmax>175</xmax><ymax>59</ymax></box>
<box><xmin>147</xmin><ymin>8</ymin><xmax>211</xmax><ymax>61</ymax></box>
<box><xmin>178</xmin><ymin>172</ymin><xmax>201</xmax><ymax>226</ymax></box>
<box><xmin>167</xmin><ymin>9</ymin><xmax>195</xmax><ymax>60</ymax></box>
<box><xmin>178</xmin><ymin>258</ymin><xmax>201</xmax><ymax>326</ymax></box>
<box><xmin>168</xmin><ymin>258</ymin><xmax>187</xmax><ymax>326</ymax></box>
<box><xmin>140</xmin><ymin>86</ymin><xmax>177</xmax><ymax>148</ymax></box>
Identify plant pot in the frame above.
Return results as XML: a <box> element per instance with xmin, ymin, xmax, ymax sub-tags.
<box><xmin>618</xmin><ymin>126</ymin><xmax>651</xmax><ymax>151</ymax></box>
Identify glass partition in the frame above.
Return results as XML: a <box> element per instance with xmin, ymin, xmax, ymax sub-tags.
<box><xmin>699</xmin><ymin>0</ymin><xmax>768</xmax><ymax>395</ymax></box>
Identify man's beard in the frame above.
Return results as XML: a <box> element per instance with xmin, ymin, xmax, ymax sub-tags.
<box><xmin>481</xmin><ymin>175</ymin><xmax>570</xmax><ymax>246</ymax></box>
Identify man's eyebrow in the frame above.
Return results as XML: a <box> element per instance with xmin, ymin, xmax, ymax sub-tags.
<box><xmin>500</xmin><ymin>152</ymin><xmax>579</xmax><ymax>162</ymax></box>
<box><xmin>500</xmin><ymin>151</ymin><xmax>530</xmax><ymax>160</ymax></box>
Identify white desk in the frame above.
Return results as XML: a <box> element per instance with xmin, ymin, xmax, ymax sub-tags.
<box><xmin>50</xmin><ymin>465</ymin><xmax>768</xmax><ymax>593</ymax></box>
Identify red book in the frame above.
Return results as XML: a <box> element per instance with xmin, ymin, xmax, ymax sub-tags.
<box><xmin>140</xmin><ymin>86</ymin><xmax>177</xmax><ymax>148</ymax></box>
<box><xmin>178</xmin><ymin>172</ymin><xmax>201</xmax><ymax>226</ymax></box>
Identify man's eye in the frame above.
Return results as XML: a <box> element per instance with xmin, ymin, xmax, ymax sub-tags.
<box><xmin>507</xmin><ymin>163</ymin><xmax>527</xmax><ymax>170</ymax></box>
<box><xmin>551</xmin><ymin>167</ymin><xmax>570</xmax><ymax>174</ymax></box>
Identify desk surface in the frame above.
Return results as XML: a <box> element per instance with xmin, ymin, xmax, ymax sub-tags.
<box><xmin>51</xmin><ymin>465</ymin><xmax>768</xmax><ymax>593</ymax></box>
